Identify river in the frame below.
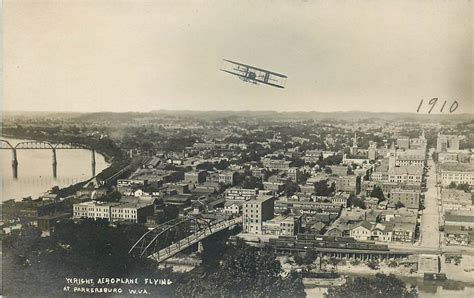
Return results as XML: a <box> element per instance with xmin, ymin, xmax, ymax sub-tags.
<box><xmin>1</xmin><ymin>138</ymin><xmax>109</xmax><ymax>201</ymax></box>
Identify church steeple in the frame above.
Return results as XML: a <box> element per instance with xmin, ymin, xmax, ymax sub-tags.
<box><xmin>353</xmin><ymin>132</ymin><xmax>358</xmax><ymax>148</ymax></box>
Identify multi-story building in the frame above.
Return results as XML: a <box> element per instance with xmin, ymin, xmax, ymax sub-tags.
<box><xmin>440</xmin><ymin>189</ymin><xmax>473</xmax><ymax>212</ymax></box>
<box><xmin>361</xmin><ymin>180</ymin><xmax>421</xmax><ymax>197</ymax></box>
<box><xmin>389</xmin><ymin>189</ymin><xmax>420</xmax><ymax>209</ymax></box>
<box><xmin>368</xmin><ymin>142</ymin><xmax>378</xmax><ymax>161</ymax></box>
<box><xmin>437</xmin><ymin>133</ymin><xmax>460</xmax><ymax>153</ymax></box>
<box><xmin>185</xmin><ymin>171</ymin><xmax>207</xmax><ymax>184</ymax></box>
<box><xmin>397</xmin><ymin>136</ymin><xmax>410</xmax><ymax>150</ymax></box>
<box><xmin>110</xmin><ymin>202</ymin><xmax>154</xmax><ymax>223</ymax></box>
<box><xmin>396</xmin><ymin>151</ymin><xmax>425</xmax><ymax>167</ymax></box>
<box><xmin>218</xmin><ymin>170</ymin><xmax>237</xmax><ymax>185</ymax></box>
<box><xmin>287</xmin><ymin>167</ymin><xmax>300</xmax><ymax>182</ymax></box>
<box><xmin>261</xmin><ymin>215</ymin><xmax>301</xmax><ymax>236</ymax></box>
<box><xmin>439</xmin><ymin>162</ymin><xmax>474</xmax><ymax>186</ymax></box>
<box><xmin>331</xmin><ymin>192</ymin><xmax>350</xmax><ymax>208</ymax></box>
<box><xmin>444</xmin><ymin>210</ymin><xmax>474</xmax><ymax>230</ymax></box>
<box><xmin>304</xmin><ymin>150</ymin><xmax>323</xmax><ymax>163</ymax></box>
<box><xmin>117</xmin><ymin>179</ymin><xmax>148</xmax><ymax>189</ymax></box>
<box><xmin>225</xmin><ymin>187</ymin><xmax>258</xmax><ymax>201</ymax></box>
<box><xmin>388</xmin><ymin>166</ymin><xmax>423</xmax><ymax>184</ymax></box>
<box><xmin>335</xmin><ymin>175</ymin><xmax>361</xmax><ymax>194</ymax></box>
<box><xmin>261</xmin><ymin>159</ymin><xmax>292</xmax><ymax>171</ymax></box>
<box><xmin>242</xmin><ymin>195</ymin><xmax>275</xmax><ymax>234</ymax></box>
<box><xmin>73</xmin><ymin>201</ymin><xmax>119</xmax><ymax>221</ymax></box>
<box><xmin>275</xmin><ymin>198</ymin><xmax>342</xmax><ymax>215</ymax></box>
<box><xmin>73</xmin><ymin>201</ymin><xmax>154</xmax><ymax>223</ymax></box>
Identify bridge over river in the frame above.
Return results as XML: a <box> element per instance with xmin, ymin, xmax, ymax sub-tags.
<box><xmin>129</xmin><ymin>215</ymin><xmax>242</xmax><ymax>263</ymax></box>
<box><xmin>0</xmin><ymin>139</ymin><xmax>96</xmax><ymax>179</ymax></box>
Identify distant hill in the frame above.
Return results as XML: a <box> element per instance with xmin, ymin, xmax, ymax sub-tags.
<box><xmin>3</xmin><ymin>110</ymin><xmax>473</xmax><ymax>123</ymax></box>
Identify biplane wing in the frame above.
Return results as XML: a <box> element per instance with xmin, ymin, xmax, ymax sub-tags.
<box><xmin>251</xmin><ymin>77</ymin><xmax>285</xmax><ymax>89</ymax></box>
<box><xmin>221</xmin><ymin>59</ymin><xmax>287</xmax><ymax>88</ymax></box>
<box><xmin>223</xmin><ymin>59</ymin><xmax>288</xmax><ymax>78</ymax></box>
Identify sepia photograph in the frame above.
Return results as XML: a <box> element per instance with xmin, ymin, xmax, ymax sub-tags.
<box><xmin>1</xmin><ymin>1</ymin><xmax>473</xmax><ymax>297</ymax></box>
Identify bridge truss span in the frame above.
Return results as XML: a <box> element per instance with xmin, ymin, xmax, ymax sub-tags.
<box><xmin>15</xmin><ymin>141</ymin><xmax>54</xmax><ymax>149</ymax></box>
<box><xmin>129</xmin><ymin>216</ymin><xmax>242</xmax><ymax>263</ymax></box>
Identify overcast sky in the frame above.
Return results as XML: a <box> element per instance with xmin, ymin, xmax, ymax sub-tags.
<box><xmin>3</xmin><ymin>0</ymin><xmax>473</xmax><ymax>113</ymax></box>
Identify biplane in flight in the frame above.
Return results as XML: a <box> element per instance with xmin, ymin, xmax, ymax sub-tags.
<box><xmin>220</xmin><ymin>59</ymin><xmax>287</xmax><ymax>89</ymax></box>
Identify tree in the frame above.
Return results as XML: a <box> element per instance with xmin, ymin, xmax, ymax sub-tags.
<box><xmin>324</xmin><ymin>167</ymin><xmax>333</xmax><ymax>174</ymax></box>
<box><xmin>395</xmin><ymin>201</ymin><xmax>405</xmax><ymax>209</ymax></box>
<box><xmin>456</xmin><ymin>183</ymin><xmax>470</xmax><ymax>192</ymax></box>
<box><xmin>176</xmin><ymin>242</ymin><xmax>306</xmax><ymax>297</ymax></box>
<box><xmin>314</xmin><ymin>180</ymin><xmax>333</xmax><ymax>196</ymax></box>
<box><xmin>284</xmin><ymin>180</ymin><xmax>300</xmax><ymax>197</ymax></box>
<box><xmin>214</xmin><ymin>159</ymin><xmax>230</xmax><ymax>170</ymax></box>
<box><xmin>242</xmin><ymin>175</ymin><xmax>263</xmax><ymax>189</ymax></box>
<box><xmin>196</xmin><ymin>162</ymin><xmax>215</xmax><ymax>171</ymax></box>
<box><xmin>290</xmin><ymin>157</ymin><xmax>305</xmax><ymax>168</ymax></box>
<box><xmin>161</xmin><ymin>205</ymin><xmax>179</xmax><ymax>223</ymax></box>
<box><xmin>98</xmin><ymin>190</ymin><xmax>121</xmax><ymax>202</ymax></box>
<box><xmin>3</xmin><ymin>220</ymin><xmax>179</xmax><ymax>297</ymax></box>
<box><xmin>348</xmin><ymin>194</ymin><xmax>366</xmax><ymax>209</ymax></box>
<box><xmin>448</xmin><ymin>181</ymin><xmax>457</xmax><ymax>189</ymax></box>
<box><xmin>370</xmin><ymin>186</ymin><xmax>385</xmax><ymax>202</ymax></box>
<box><xmin>325</xmin><ymin>273</ymin><xmax>418</xmax><ymax>298</ymax></box>
<box><xmin>304</xmin><ymin>249</ymin><xmax>318</xmax><ymax>265</ymax></box>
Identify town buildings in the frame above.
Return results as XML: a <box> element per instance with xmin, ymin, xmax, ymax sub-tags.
<box><xmin>438</xmin><ymin>162</ymin><xmax>474</xmax><ymax>186</ymax></box>
<box><xmin>242</xmin><ymin>195</ymin><xmax>275</xmax><ymax>234</ymax></box>
<box><xmin>73</xmin><ymin>200</ymin><xmax>154</xmax><ymax>223</ymax></box>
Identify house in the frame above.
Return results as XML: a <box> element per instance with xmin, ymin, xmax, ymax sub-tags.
<box><xmin>224</xmin><ymin>200</ymin><xmax>244</xmax><ymax>214</ymax></box>
<box><xmin>331</xmin><ymin>192</ymin><xmax>350</xmax><ymax>208</ymax></box>
<box><xmin>364</xmin><ymin>197</ymin><xmax>379</xmax><ymax>210</ymax></box>
<box><xmin>444</xmin><ymin>225</ymin><xmax>471</xmax><ymax>246</ymax></box>
<box><xmin>371</xmin><ymin>223</ymin><xmax>393</xmax><ymax>242</ymax></box>
<box><xmin>349</xmin><ymin>221</ymin><xmax>373</xmax><ymax>241</ymax></box>
<box><xmin>391</xmin><ymin>222</ymin><xmax>416</xmax><ymax>243</ymax></box>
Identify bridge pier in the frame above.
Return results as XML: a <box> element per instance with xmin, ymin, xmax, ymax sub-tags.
<box><xmin>12</xmin><ymin>148</ymin><xmax>18</xmax><ymax>179</ymax></box>
<box><xmin>52</xmin><ymin>149</ymin><xmax>57</xmax><ymax>178</ymax></box>
<box><xmin>197</xmin><ymin>241</ymin><xmax>204</xmax><ymax>253</ymax></box>
<box><xmin>91</xmin><ymin>149</ymin><xmax>96</xmax><ymax>177</ymax></box>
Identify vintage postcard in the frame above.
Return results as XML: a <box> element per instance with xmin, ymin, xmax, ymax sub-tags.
<box><xmin>1</xmin><ymin>1</ymin><xmax>473</xmax><ymax>297</ymax></box>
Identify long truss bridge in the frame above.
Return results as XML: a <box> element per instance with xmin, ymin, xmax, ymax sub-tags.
<box><xmin>0</xmin><ymin>139</ymin><xmax>96</xmax><ymax>178</ymax></box>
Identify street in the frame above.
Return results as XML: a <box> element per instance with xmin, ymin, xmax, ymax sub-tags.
<box><xmin>419</xmin><ymin>157</ymin><xmax>441</xmax><ymax>250</ymax></box>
